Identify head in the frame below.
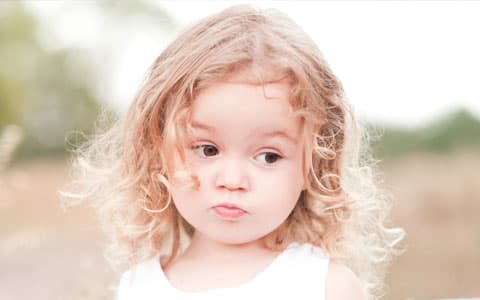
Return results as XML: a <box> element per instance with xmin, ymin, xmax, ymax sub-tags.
<box><xmin>123</xmin><ymin>5</ymin><xmax>352</xmax><ymax>266</ymax></box>
<box><xmin>170</xmin><ymin>75</ymin><xmax>306</xmax><ymax>247</ymax></box>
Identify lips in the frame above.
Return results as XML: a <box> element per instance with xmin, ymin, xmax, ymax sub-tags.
<box><xmin>212</xmin><ymin>203</ymin><xmax>246</xmax><ymax>219</ymax></box>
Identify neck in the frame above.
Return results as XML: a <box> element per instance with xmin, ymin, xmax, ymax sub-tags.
<box><xmin>182</xmin><ymin>231</ymin><xmax>273</xmax><ymax>263</ymax></box>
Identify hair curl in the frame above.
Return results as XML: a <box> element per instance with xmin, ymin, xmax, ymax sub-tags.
<box><xmin>61</xmin><ymin>5</ymin><xmax>405</xmax><ymax>299</ymax></box>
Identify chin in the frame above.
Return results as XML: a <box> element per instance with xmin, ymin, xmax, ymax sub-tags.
<box><xmin>203</xmin><ymin>228</ymin><xmax>269</xmax><ymax>245</ymax></box>
<box><xmin>209</xmin><ymin>234</ymin><xmax>254</xmax><ymax>245</ymax></box>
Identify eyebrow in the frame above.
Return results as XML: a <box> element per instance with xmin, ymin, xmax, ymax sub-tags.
<box><xmin>190</xmin><ymin>121</ymin><xmax>298</xmax><ymax>144</ymax></box>
<box><xmin>258</xmin><ymin>130</ymin><xmax>298</xmax><ymax>144</ymax></box>
<box><xmin>190</xmin><ymin>121</ymin><xmax>216</xmax><ymax>132</ymax></box>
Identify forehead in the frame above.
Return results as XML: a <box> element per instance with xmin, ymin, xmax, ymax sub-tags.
<box><xmin>190</xmin><ymin>119</ymin><xmax>299</xmax><ymax>144</ymax></box>
<box><xmin>191</xmin><ymin>80</ymin><xmax>293</xmax><ymax>115</ymax></box>
<box><xmin>189</xmin><ymin>81</ymin><xmax>302</xmax><ymax>138</ymax></box>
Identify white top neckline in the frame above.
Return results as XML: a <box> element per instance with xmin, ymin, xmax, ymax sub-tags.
<box><xmin>154</xmin><ymin>242</ymin><xmax>302</xmax><ymax>295</ymax></box>
<box><xmin>116</xmin><ymin>242</ymin><xmax>330</xmax><ymax>300</ymax></box>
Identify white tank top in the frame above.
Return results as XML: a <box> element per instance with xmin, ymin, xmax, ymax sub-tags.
<box><xmin>116</xmin><ymin>242</ymin><xmax>330</xmax><ymax>300</ymax></box>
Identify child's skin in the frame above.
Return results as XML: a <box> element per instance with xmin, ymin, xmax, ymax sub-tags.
<box><xmin>165</xmin><ymin>75</ymin><xmax>365</xmax><ymax>299</ymax></box>
<box><xmin>166</xmin><ymin>76</ymin><xmax>304</xmax><ymax>291</ymax></box>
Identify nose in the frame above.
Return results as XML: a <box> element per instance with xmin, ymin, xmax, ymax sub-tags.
<box><xmin>215</xmin><ymin>157</ymin><xmax>249</xmax><ymax>191</ymax></box>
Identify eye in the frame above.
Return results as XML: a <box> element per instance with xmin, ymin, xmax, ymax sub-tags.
<box><xmin>192</xmin><ymin>144</ymin><xmax>219</xmax><ymax>157</ymax></box>
<box><xmin>255</xmin><ymin>152</ymin><xmax>282</xmax><ymax>164</ymax></box>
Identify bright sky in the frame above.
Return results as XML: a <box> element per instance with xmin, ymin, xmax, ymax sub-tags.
<box><xmin>26</xmin><ymin>1</ymin><xmax>480</xmax><ymax>129</ymax></box>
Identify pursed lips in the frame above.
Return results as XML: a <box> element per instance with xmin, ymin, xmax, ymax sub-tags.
<box><xmin>212</xmin><ymin>203</ymin><xmax>247</xmax><ymax>219</ymax></box>
<box><xmin>213</xmin><ymin>203</ymin><xmax>246</xmax><ymax>211</ymax></box>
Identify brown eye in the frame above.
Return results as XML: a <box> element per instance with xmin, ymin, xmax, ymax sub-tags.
<box><xmin>255</xmin><ymin>152</ymin><xmax>282</xmax><ymax>164</ymax></box>
<box><xmin>192</xmin><ymin>145</ymin><xmax>219</xmax><ymax>157</ymax></box>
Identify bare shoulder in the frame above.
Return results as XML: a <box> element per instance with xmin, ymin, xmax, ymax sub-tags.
<box><xmin>325</xmin><ymin>260</ymin><xmax>366</xmax><ymax>300</ymax></box>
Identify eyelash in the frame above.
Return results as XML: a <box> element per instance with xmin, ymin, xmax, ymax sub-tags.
<box><xmin>191</xmin><ymin>144</ymin><xmax>283</xmax><ymax>165</ymax></box>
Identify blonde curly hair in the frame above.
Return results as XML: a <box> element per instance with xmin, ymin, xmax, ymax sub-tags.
<box><xmin>61</xmin><ymin>5</ymin><xmax>405</xmax><ymax>299</ymax></box>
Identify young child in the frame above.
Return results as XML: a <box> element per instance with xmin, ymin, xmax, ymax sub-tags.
<box><xmin>63</xmin><ymin>4</ymin><xmax>405</xmax><ymax>300</ymax></box>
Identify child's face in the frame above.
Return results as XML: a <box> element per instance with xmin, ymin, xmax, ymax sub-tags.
<box><xmin>171</xmin><ymin>79</ymin><xmax>305</xmax><ymax>245</ymax></box>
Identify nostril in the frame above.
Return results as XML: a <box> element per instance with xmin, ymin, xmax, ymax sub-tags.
<box><xmin>215</xmin><ymin>160</ymin><xmax>249</xmax><ymax>190</ymax></box>
<box><xmin>216</xmin><ymin>177</ymin><xmax>248</xmax><ymax>191</ymax></box>
<box><xmin>218</xmin><ymin>181</ymin><xmax>244</xmax><ymax>191</ymax></box>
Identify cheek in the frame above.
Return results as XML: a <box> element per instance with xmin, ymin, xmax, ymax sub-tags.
<box><xmin>276</xmin><ymin>155</ymin><xmax>304</xmax><ymax>187</ymax></box>
<box><xmin>169</xmin><ymin>172</ymin><xmax>204</xmax><ymax>216</ymax></box>
<box><xmin>170</xmin><ymin>188</ymin><xmax>190</xmax><ymax>212</ymax></box>
<box><xmin>170</xmin><ymin>164</ymin><xmax>213</xmax><ymax>202</ymax></box>
<box><xmin>257</xmin><ymin>165</ymin><xmax>304</xmax><ymax>202</ymax></box>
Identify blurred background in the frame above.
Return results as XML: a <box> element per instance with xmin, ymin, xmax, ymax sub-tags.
<box><xmin>0</xmin><ymin>1</ymin><xmax>479</xmax><ymax>299</ymax></box>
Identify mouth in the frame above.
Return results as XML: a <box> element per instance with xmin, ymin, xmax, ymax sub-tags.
<box><xmin>212</xmin><ymin>203</ymin><xmax>247</xmax><ymax>219</ymax></box>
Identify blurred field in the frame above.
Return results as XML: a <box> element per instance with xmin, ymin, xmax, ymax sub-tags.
<box><xmin>383</xmin><ymin>150</ymin><xmax>480</xmax><ymax>299</ymax></box>
<box><xmin>0</xmin><ymin>151</ymin><xmax>479</xmax><ymax>299</ymax></box>
<box><xmin>0</xmin><ymin>159</ymin><xmax>114</xmax><ymax>300</ymax></box>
